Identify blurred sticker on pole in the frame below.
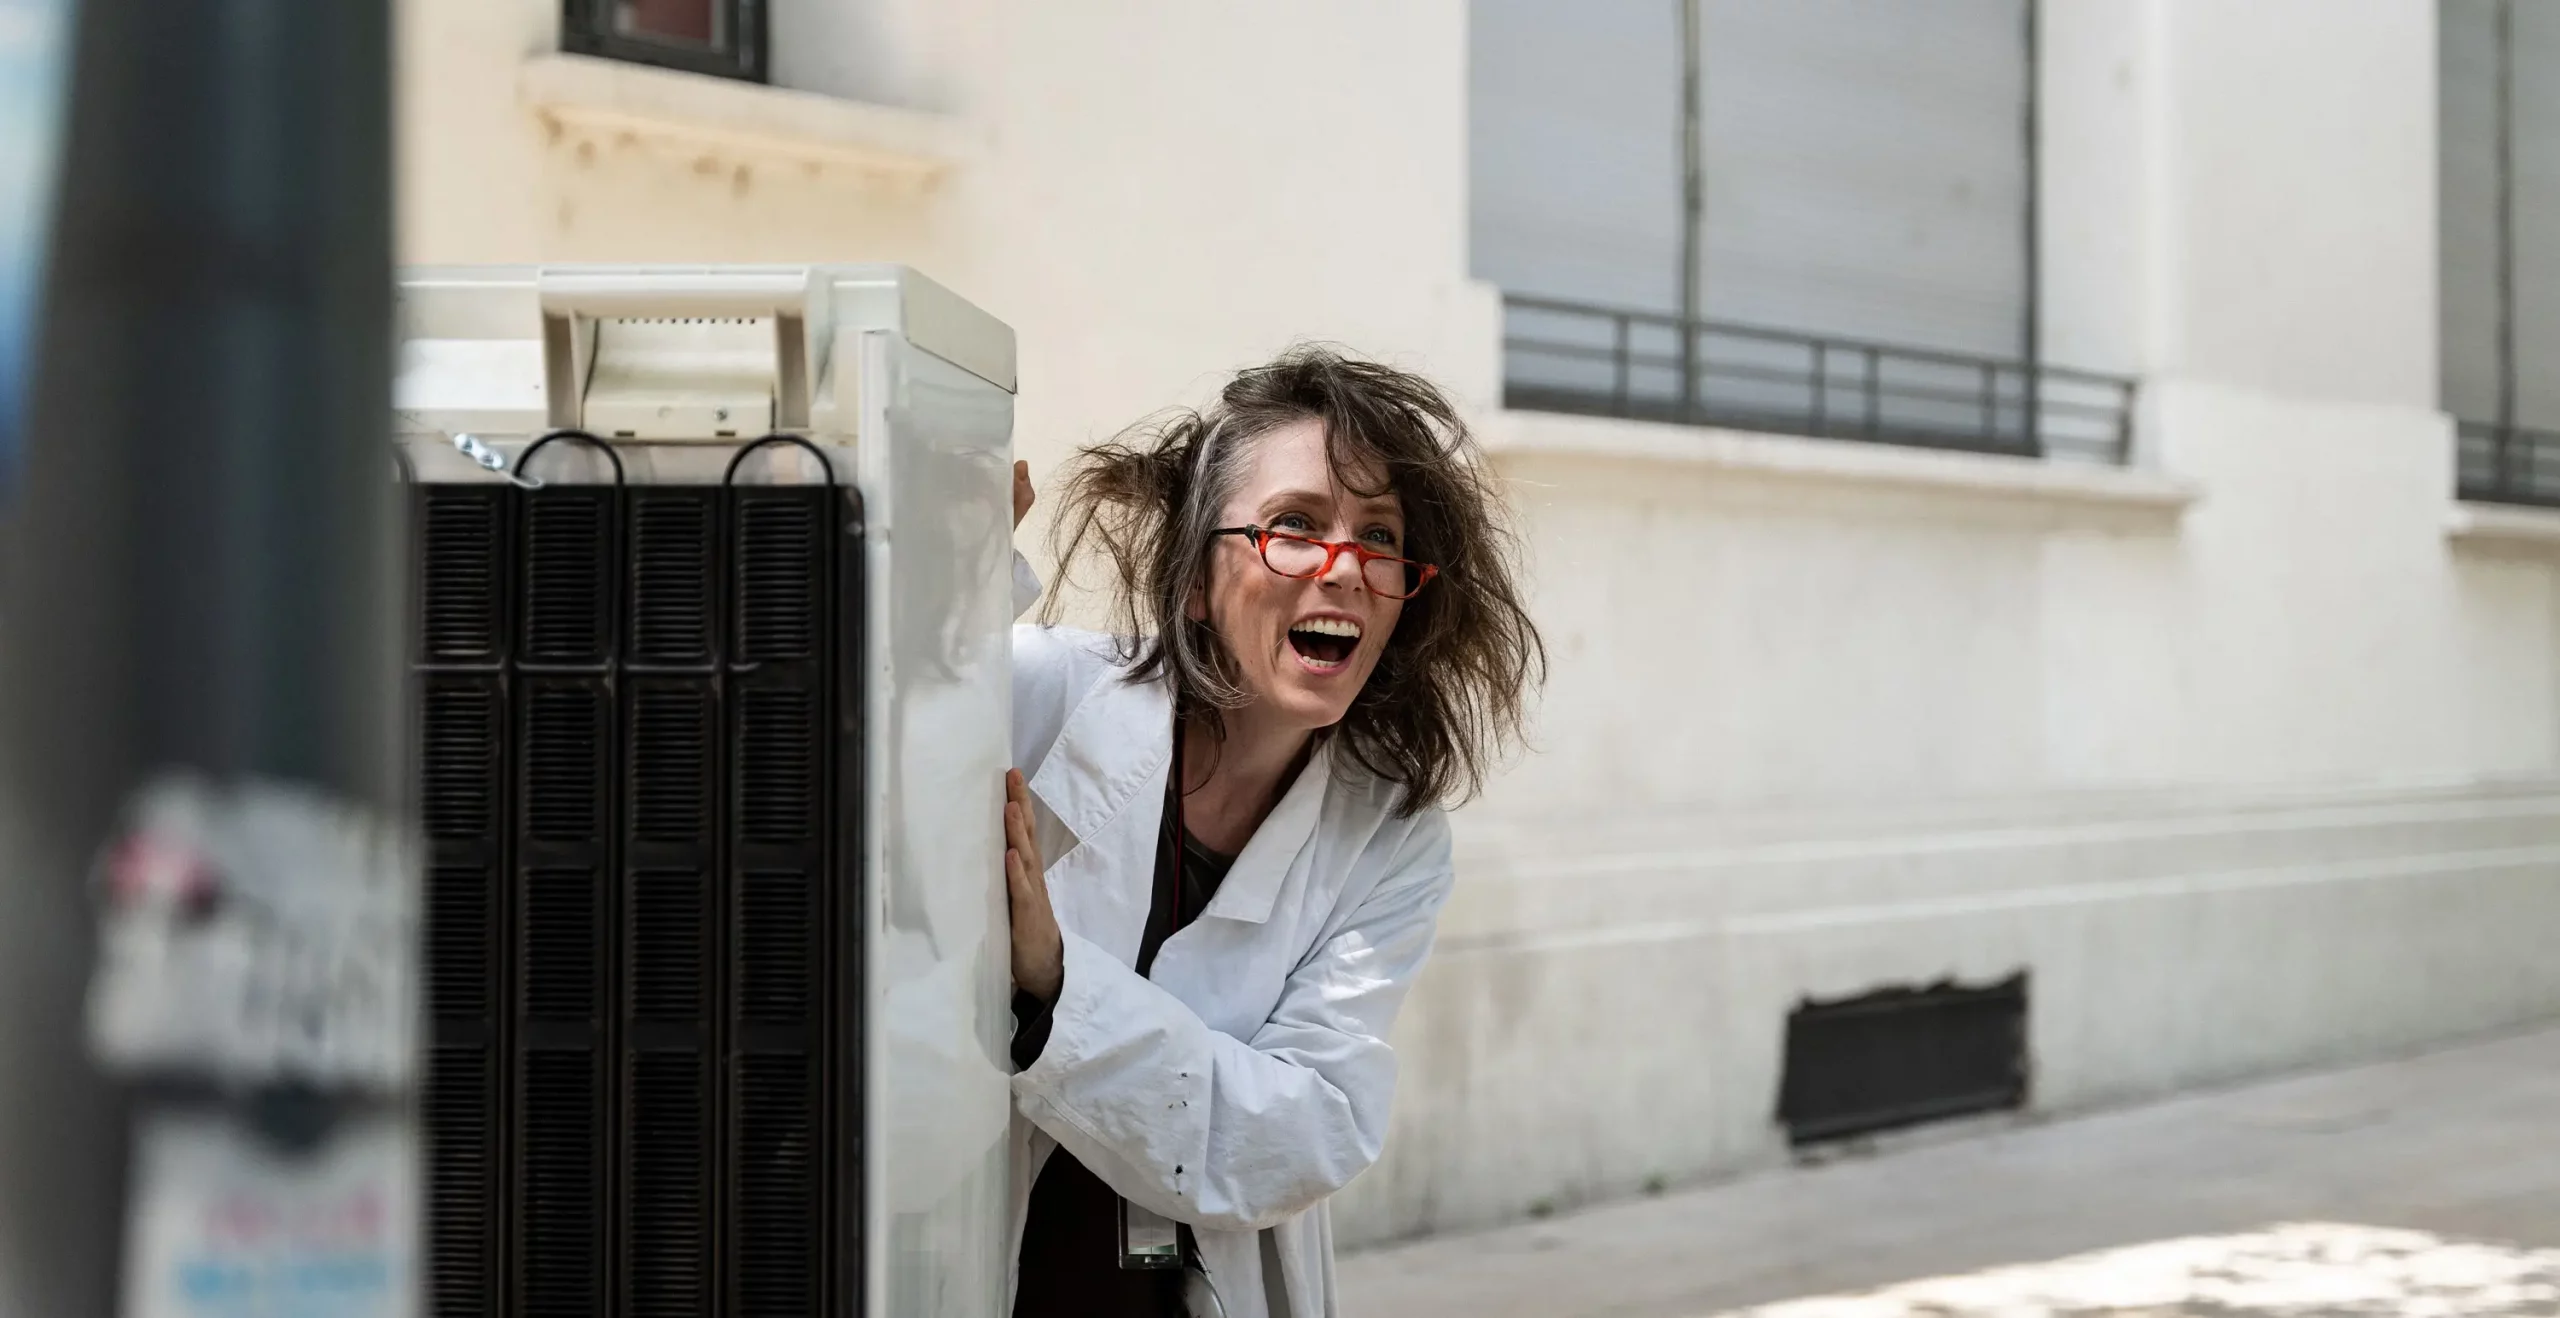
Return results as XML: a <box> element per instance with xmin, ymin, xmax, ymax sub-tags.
<box><xmin>86</xmin><ymin>773</ymin><xmax>417</xmax><ymax>1092</ymax></box>
<box><xmin>122</xmin><ymin>1109</ymin><xmax>415</xmax><ymax>1318</ymax></box>
<box><xmin>86</xmin><ymin>772</ymin><xmax>421</xmax><ymax>1318</ymax></box>
<box><xmin>0</xmin><ymin>0</ymin><xmax>72</xmax><ymax>501</ymax></box>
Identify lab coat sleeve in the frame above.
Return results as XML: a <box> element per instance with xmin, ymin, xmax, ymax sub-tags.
<box><xmin>1009</xmin><ymin>855</ymin><xmax>1456</xmax><ymax>1233</ymax></box>
<box><xmin>1012</xmin><ymin>548</ymin><xmax>1043</xmax><ymax>620</ymax></box>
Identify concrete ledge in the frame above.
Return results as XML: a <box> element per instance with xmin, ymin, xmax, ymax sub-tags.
<box><xmin>1483</xmin><ymin>408</ymin><xmax>2200</xmax><ymax>514</ymax></box>
<box><xmin>1437</xmin><ymin>783</ymin><xmax>2560</xmax><ymax>951</ymax></box>
<box><xmin>518</xmin><ymin>53</ymin><xmax>978</xmax><ymax>187</ymax></box>
<box><xmin>2447</xmin><ymin>499</ymin><xmax>2560</xmax><ymax>551</ymax></box>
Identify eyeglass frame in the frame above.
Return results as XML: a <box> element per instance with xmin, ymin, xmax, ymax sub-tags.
<box><xmin>1208</xmin><ymin>525</ymin><xmax>1441</xmax><ymax>600</ymax></box>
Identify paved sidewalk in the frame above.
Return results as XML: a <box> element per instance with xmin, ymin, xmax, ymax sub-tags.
<box><xmin>1340</xmin><ymin>1025</ymin><xmax>2560</xmax><ymax>1318</ymax></box>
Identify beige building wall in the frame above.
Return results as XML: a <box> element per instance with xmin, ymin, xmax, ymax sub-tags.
<box><xmin>397</xmin><ymin>0</ymin><xmax>1490</xmax><ymax>480</ymax></box>
<box><xmin>399</xmin><ymin>0</ymin><xmax>2560</xmax><ymax>1247</ymax></box>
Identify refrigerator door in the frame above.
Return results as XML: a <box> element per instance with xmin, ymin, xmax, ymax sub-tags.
<box><xmin>858</xmin><ymin>329</ymin><xmax>1017</xmax><ymax>1317</ymax></box>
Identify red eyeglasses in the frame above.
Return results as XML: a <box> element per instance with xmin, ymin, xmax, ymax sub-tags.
<box><xmin>1210</xmin><ymin>525</ymin><xmax>1440</xmax><ymax>599</ymax></box>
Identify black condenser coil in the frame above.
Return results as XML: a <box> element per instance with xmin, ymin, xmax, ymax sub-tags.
<box><xmin>416</xmin><ymin>433</ymin><xmax>864</xmax><ymax>1318</ymax></box>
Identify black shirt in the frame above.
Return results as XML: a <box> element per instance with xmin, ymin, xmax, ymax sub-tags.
<box><xmin>1010</xmin><ymin>827</ymin><xmax>1235</xmax><ymax>1318</ymax></box>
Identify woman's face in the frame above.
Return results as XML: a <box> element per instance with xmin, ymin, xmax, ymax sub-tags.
<box><xmin>1192</xmin><ymin>418</ymin><xmax>1409</xmax><ymax>735</ymax></box>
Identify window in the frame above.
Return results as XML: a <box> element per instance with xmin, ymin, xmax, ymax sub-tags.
<box><xmin>2443</xmin><ymin>0</ymin><xmax>2560</xmax><ymax>506</ymax></box>
<box><xmin>1474</xmin><ymin>0</ymin><xmax>2133</xmax><ymax>463</ymax></box>
<box><xmin>563</xmin><ymin>0</ymin><xmax>767</xmax><ymax>84</ymax></box>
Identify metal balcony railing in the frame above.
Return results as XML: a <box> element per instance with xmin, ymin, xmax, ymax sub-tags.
<box><xmin>1502</xmin><ymin>294</ymin><xmax>2138</xmax><ymax>465</ymax></box>
<box><xmin>2456</xmin><ymin>419</ymin><xmax>2560</xmax><ymax>508</ymax></box>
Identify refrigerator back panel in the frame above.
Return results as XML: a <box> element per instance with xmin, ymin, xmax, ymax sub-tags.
<box><xmin>399</xmin><ymin>265</ymin><xmax>1019</xmax><ymax>1318</ymax></box>
<box><xmin>416</xmin><ymin>458</ymin><xmax>864</xmax><ymax>1318</ymax></box>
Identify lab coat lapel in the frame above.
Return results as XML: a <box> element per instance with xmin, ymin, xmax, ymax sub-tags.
<box><xmin>1025</xmin><ymin>665</ymin><xmax>1172</xmax><ymax>865</ymax></box>
<box><xmin>1201</xmin><ymin>740</ymin><xmax>1332</xmax><ymax>927</ymax></box>
<box><xmin>1024</xmin><ymin>667</ymin><xmax>1331</xmax><ymax>945</ymax></box>
<box><xmin>1026</xmin><ymin>666</ymin><xmax>1172</xmax><ymax>968</ymax></box>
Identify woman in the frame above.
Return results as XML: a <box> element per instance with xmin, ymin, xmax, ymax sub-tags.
<box><xmin>997</xmin><ymin>347</ymin><xmax>1542</xmax><ymax>1317</ymax></box>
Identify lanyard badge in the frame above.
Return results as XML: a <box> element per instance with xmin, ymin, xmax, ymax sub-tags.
<box><xmin>1117</xmin><ymin>1198</ymin><xmax>1184</xmax><ymax>1270</ymax></box>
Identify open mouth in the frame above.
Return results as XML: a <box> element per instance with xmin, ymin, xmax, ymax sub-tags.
<box><xmin>1287</xmin><ymin>617</ymin><xmax>1361</xmax><ymax>671</ymax></box>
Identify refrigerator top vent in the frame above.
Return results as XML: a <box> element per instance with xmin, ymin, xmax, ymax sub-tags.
<box><xmin>393</xmin><ymin>263</ymin><xmax>1016</xmax><ymax>446</ymax></box>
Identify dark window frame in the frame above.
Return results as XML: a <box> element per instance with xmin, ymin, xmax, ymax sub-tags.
<box><xmin>2445</xmin><ymin>0</ymin><xmax>2560</xmax><ymax>508</ymax></box>
<box><xmin>562</xmin><ymin>0</ymin><xmax>768</xmax><ymax>85</ymax></box>
<box><xmin>1490</xmin><ymin>1</ymin><xmax>2117</xmax><ymax>464</ymax></box>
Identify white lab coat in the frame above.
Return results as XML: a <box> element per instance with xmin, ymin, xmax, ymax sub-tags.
<box><xmin>1004</xmin><ymin>622</ymin><xmax>1456</xmax><ymax>1318</ymax></box>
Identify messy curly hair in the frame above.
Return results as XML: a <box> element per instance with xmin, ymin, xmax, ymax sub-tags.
<box><xmin>1040</xmin><ymin>346</ymin><xmax>1544</xmax><ymax>815</ymax></box>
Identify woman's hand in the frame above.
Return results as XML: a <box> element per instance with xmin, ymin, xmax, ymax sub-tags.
<box><xmin>1013</xmin><ymin>459</ymin><xmax>1034</xmax><ymax>530</ymax></box>
<box><xmin>1005</xmin><ymin>768</ymin><xmax>1065</xmax><ymax>1003</ymax></box>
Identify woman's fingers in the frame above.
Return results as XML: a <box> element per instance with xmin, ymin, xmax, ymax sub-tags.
<box><xmin>1001</xmin><ymin>772</ymin><xmax>1036</xmax><ymax>890</ymax></box>
<box><xmin>1007</xmin><ymin>838</ymin><xmax>1038</xmax><ymax>898</ymax></box>
<box><xmin>1012</xmin><ymin>460</ymin><xmax>1035</xmax><ymax>529</ymax></box>
<box><xmin>1001</xmin><ymin>768</ymin><xmax>1065</xmax><ymax>1002</ymax></box>
<box><xmin>1003</xmin><ymin>771</ymin><xmax>1043</xmax><ymax>877</ymax></box>
<box><xmin>1004</xmin><ymin>807</ymin><xmax>1027</xmax><ymax>875</ymax></box>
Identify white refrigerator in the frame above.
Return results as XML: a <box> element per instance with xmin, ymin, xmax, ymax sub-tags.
<box><xmin>395</xmin><ymin>264</ymin><xmax>1018</xmax><ymax>1317</ymax></box>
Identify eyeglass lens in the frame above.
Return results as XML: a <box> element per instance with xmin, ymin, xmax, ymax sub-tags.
<box><xmin>1259</xmin><ymin>534</ymin><xmax>1422</xmax><ymax>597</ymax></box>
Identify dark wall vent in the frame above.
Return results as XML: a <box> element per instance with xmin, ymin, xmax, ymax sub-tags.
<box><xmin>414</xmin><ymin>467</ymin><xmax>865</xmax><ymax>1318</ymax></box>
<box><xmin>1777</xmin><ymin>972</ymin><xmax>2028</xmax><ymax>1145</ymax></box>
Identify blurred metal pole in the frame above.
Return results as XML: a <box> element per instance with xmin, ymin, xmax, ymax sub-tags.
<box><xmin>0</xmin><ymin>0</ymin><xmax>396</xmax><ymax>1309</ymax></box>
<box><xmin>1677</xmin><ymin>0</ymin><xmax>1702</xmax><ymax>422</ymax></box>
<box><xmin>2497</xmin><ymin>0</ymin><xmax>2518</xmax><ymax>491</ymax></box>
